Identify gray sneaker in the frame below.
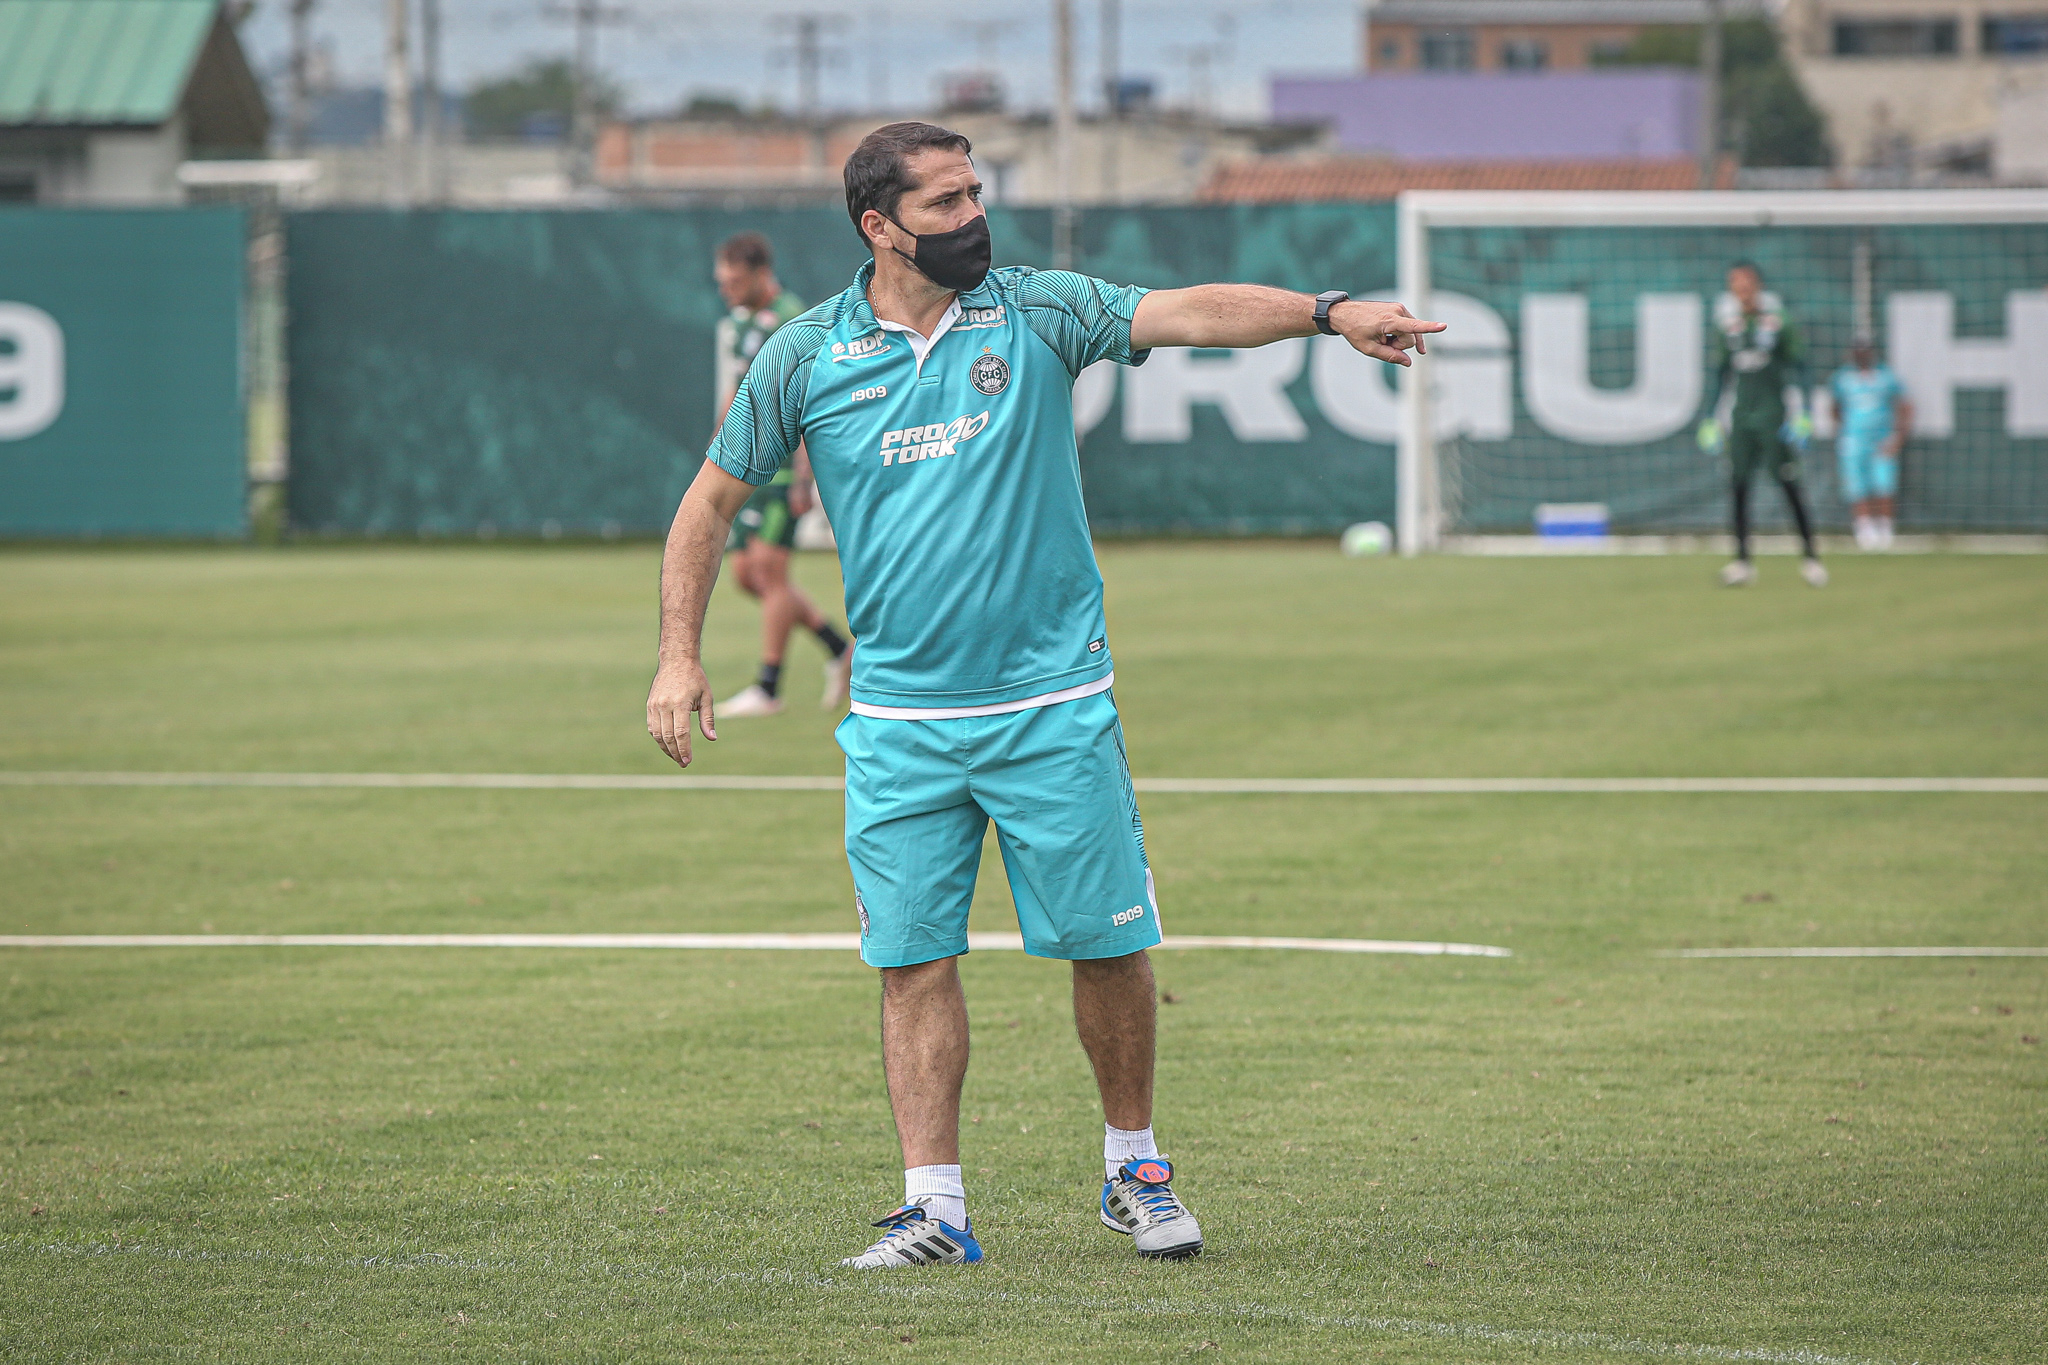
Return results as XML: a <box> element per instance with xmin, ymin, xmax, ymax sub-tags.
<box><xmin>1099</xmin><ymin>1157</ymin><xmax>1203</xmax><ymax>1260</ymax></box>
<box><xmin>838</xmin><ymin>1198</ymin><xmax>983</xmax><ymax>1268</ymax></box>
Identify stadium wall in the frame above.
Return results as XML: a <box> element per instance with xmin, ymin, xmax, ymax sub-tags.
<box><xmin>0</xmin><ymin>209</ymin><xmax>247</xmax><ymax>537</ymax></box>
<box><xmin>282</xmin><ymin>204</ymin><xmax>1405</xmax><ymax>538</ymax></box>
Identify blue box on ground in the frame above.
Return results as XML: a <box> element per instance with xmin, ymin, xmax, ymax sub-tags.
<box><xmin>1535</xmin><ymin>503</ymin><xmax>1610</xmax><ymax>538</ymax></box>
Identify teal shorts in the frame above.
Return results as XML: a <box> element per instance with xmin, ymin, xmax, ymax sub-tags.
<box><xmin>1836</xmin><ymin>435</ymin><xmax>1898</xmax><ymax>501</ymax></box>
<box><xmin>838</xmin><ymin>690</ymin><xmax>1162</xmax><ymax>969</ymax></box>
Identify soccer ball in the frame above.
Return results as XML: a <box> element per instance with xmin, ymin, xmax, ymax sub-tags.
<box><xmin>1340</xmin><ymin>521</ymin><xmax>1392</xmax><ymax>557</ymax></box>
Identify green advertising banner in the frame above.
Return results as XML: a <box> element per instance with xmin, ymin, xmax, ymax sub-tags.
<box><xmin>284</xmin><ymin>204</ymin><xmax>1401</xmax><ymax>536</ymax></box>
<box><xmin>0</xmin><ymin>209</ymin><xmax>247</xmax><ymax>537</ymax></box>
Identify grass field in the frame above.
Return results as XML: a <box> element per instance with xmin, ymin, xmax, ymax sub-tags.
<box><xmin>2</xmin><ymin>544</ymin><xmax>2044</xmax><ymax>1362</ymax></box>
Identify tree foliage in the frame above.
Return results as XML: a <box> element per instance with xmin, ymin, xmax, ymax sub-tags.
<box><xmin>1604</xmin><ymin>20</ymin><xmax>1831</xmax><ymax>167</ymax></box>
<box><xmin>466</xmin><ymin>59</ymin><xmax>622</xmax><ymax>141</ymax></box>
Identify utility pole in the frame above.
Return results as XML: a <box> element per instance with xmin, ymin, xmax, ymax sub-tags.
<box><xmin>383</xmin><ymin>0</ymin><xmax>411</xmax><ymax>206</ymax></box>
<box><xmin>1699</xmin><ymin>0</ymin><xmax>1723</xmax><ymax>189</ymax></box>
<box><xmin>1053</xmin><ymin>0</ymin><xmax>1076</xmax><ymax>267</ymax></box>
<box><xmin>773</xmin><ymin>14</ymin><xmax>847</xmax><ymax>173</ymax></box>
<box><xmin>1099</xmin><ymin>0</ymin><xmax>1119</xmax><ymax>201</ymax></box>
<box><xmin>288</xmin><ymin>0</ymin><xmax>315</xmax><ymax>152</ymax></box>
<box><xmin>544</xmin><ymin>0</ymin><xmax>630</xmax><ymax>188</ymax></box>
<box><xmin>572</xmin><ymin>0</ymin><xmax>600</xmax><ymax>186</ymax></box>
<box><xmin>420</xmin><ymin>0</ymin><xmax>444</xmax><ymax>201</ymax></box>
<box><xmin>798</xmin><ymin>14</ymin><xmax>823</xmax><ymax>116</ymax></box>
<box><xmin>866</xmin><ymin>4</ymin><xmax>890</xmax><ymax>112</ymax></box>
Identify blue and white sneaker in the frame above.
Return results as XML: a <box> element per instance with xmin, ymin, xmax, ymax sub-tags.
<box><xmin>838</xmin><ymin>1198</ymin><xmax>983</xmax><ymax>1268</ymax></box>
<box><xmin>1100</xmin><ymin>1157</ymin><xmax>1204</xmax><ymax>1259</ymax></box>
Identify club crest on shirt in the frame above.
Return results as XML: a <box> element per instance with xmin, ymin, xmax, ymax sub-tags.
<box><xmin>969</xmin><ymin>351</ymin><xmax>1010</xmax><ymax>396</ymax></box>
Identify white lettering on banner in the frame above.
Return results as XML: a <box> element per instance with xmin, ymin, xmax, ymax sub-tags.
<box><xmin>1887</xmin><ymin>290</ymin><xmax>2048</xmax><ymax>438</ymax></box>
<box><xmin>1123</xmin><ymin>336</ymin><xmax>1308</xmax><ymax>442</ymax></box>
<box><xmin>0</xmin><ymin>303</ymin><xmax>64</xmax><ymax>441</ymax></box>
<box><xmin>1312</xmin><ymin>291</ymin><xmax>1512</xmax><ymax>443</ymax></box>
<box><xmin>1073</xmin><ymin>358</ymin><xmax>1117</xmax><ymax>437</ymax></box>
<box><xmin>1521</xmin><ymin>293</ymin><xmax>1702</xmax><ymax>445</ymax></box>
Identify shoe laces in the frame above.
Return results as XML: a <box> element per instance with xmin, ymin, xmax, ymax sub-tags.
<box><xmin>862</xmin><ymin>1204</ymin><xmax>933</xmax><ymax>1254</ymax></box>
<box><xmin>1126</xmin><ymin>1179</ymin><xmax>1188</xmax><ymax>1225</ymax></box>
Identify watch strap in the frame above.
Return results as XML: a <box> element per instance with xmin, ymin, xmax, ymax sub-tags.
<box><xmin>1313</xmin><ymin>290</ymin><xmax>1349</xmax><ymax>336</ymax></box>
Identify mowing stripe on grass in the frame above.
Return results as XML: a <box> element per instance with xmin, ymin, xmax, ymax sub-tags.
<box><xmin>0</xmin><ymin>933</ymin><xmax>1511</xmax><ymax>956</ymax></box>
<box><xmin>1664</xmin><ymin>946</ymin><xmax>2048</xmax><ymax>958</ymax></box>
<box><xmin>1</xmin><ymin>1237</ymin><xmax>1889</xmax><ymax>1365</ymax></box>
<box><xmin>3</xmin><ymin>771</ymin><xmax>2044</xmax><ymax>793</ymax></box>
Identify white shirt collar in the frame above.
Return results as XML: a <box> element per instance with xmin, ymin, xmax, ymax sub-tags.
<box><xmin>874</xmin><ymin>299</ymin><xmax>962</xmax><ymax>375</ymax></box>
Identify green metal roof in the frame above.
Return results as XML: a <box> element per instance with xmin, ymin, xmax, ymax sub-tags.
<box><xmin>0</xmin><ymin>0</ymin><xmax>218</xmax><ymax>125</ymax></box>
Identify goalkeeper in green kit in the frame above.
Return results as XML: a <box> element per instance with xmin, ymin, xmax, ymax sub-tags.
<box><xmin>1696</xmin><ymin>261</ymin><xmax>1826</xmax><ymax>588</ymax></box>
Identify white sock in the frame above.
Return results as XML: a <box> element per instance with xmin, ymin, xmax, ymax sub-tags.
<box><xmin>904</xmin><ymin>1164</ymin><xmax>967</xmax><ymax>1229</ymax></box>
<box><xmin>1104</xmin><ymin>1123</ymin><xmax>1159</xmax><ymax>1180</ymax></box>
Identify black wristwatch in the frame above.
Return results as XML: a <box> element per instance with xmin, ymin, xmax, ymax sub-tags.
<box><xmin>1312</xmin><ymin>290</ymin><xmax>1350</xmax><ymax>336</ymax></box>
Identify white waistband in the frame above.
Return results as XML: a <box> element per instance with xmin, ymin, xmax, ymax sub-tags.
<box><xmin>848</xmin><ymin>672</ymin><xmax>1114</xmax><ymax>721</ymax></box>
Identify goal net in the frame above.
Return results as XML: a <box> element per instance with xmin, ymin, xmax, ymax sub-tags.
<box><xmin>1393</xmin><ymin>191</ymin><xmax>2048</xmax><ymax>552</ymax></box>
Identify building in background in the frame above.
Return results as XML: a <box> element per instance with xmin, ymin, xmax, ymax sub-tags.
<box><xmin>1274</xmin><ymin>69</ymin><xmax>1704</xmax><ymax>159</ymax></box>
<box><xmin>1201</xmin><ymin>154</ymin><xmax>1735</xmax><ymax>200</ymax></box>
<box><xmin>0</xmin><ymin>0</ymin><xmax>268</xmax><ymax>204</ymax></box>
<box><xmin>2000</xmin><ymin>81</ymin><xmax>2048</xmax><ymax>180</ymax></box>
<box><xmin>591</xmin><ymin>110</ymin><xmax>1324</xmax><ymax>205</ymax></box>
<box><xmin>1779</xmin><ymin>0</ymin><xmax>2048</xmax><ymax>177</ymax></box>
<box><xmin>1363</xmin><ymin>0</ymin><xmax>1766</xmax><ymax>71</ymax></box>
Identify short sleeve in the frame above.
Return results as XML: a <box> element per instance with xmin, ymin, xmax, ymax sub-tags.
<box><xmin>706</xmin><ymin>315</ymin><xmax>829</xmax><ymax>486</ymax></box>
<box><xmin>1013</xmin><ymin>269</ymin><xmax>1151</xmax><ymax>378</ymax></box>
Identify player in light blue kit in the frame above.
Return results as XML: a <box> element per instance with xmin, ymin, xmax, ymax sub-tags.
<box><xmin>1829</xmin><ymin>338</ymin><xmax>1913</xmax><ymax>551</ymax></box>
<box><xmin>646</xmin><ymin>122</ymin><xmax>1443</xmax><ymax>1269</ymax></box>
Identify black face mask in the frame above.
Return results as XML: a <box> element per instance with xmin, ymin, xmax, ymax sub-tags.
<box><xmin>884</xmin><ymin>212</ymin><xmax>992</xmax><ymax>294</ymax></box>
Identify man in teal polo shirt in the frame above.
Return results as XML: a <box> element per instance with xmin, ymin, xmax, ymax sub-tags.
<box><xmin>646</xmin><ymin>121</ymin><xmax>1443</xmax><ymax>1269</ymax></box>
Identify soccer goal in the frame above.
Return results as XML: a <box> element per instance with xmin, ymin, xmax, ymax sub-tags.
<box><xmin>1393</xmin><ymin>190</ymin><xmax>2048</xmax><ymax>554</ymax></box>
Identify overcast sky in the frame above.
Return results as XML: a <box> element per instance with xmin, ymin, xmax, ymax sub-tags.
<box><xmin>237</xmin><ymin>0</ymin><xmax>1360</xmax><ymax>121</ymax></box>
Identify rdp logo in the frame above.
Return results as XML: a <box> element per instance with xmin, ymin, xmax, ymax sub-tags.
<box><xmin>0</xmin><ymin>303</ymin><xmax>64</xmax><ymax>440</ymax></box>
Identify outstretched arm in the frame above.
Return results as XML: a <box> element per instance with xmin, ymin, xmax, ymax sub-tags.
<box><xmin>647</xmin><ymin>461</ymin><xmax>756</xmax><ymax>768</ymax></box>
<box><xmin>1130</xmin><ymin>285</ymin><xmax>1444</xmax><ymax>365</ymax></box>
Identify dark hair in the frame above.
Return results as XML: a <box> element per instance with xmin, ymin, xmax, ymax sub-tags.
<box><xmin>716</xmin><ymin>231</ymin><xmax>773</xmax><ymax>271</ymax></box>
<box><xmin>844</xmin><ymin>121</ymin><xmax>973</xmax><ymax>250</ymax></box>
<box><xmin>1728</xmin><ymin>259</ymin><xmax>1764</xmax><ymax>280</ymax></box>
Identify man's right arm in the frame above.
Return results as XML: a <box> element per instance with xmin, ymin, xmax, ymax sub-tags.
<box><xmin>647</xmin><ymin>461</ymin><xmax>756</xmax><ymax>767</ymax></box>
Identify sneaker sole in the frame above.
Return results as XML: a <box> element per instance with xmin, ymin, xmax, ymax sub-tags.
<box><xmin>1138</xmin><ymin>1239</ymin><xmax>1203</xmax><ymax>1261</ymax></box>
<box><xmin>1103</xmin><ymin>1210</ymin><xmax>1202</xmax><ymax>1258</ymax></box>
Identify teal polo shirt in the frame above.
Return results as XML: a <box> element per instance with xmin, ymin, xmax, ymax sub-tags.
<box><xmin>705</xmin><ymin>261</ymin><xmax>1150</xmax><ymax>716</ymax></box>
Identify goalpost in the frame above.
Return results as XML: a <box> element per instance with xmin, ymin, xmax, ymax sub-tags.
<box><xmin>1394</xmin><ymin>190</ymin><xmax>2048</xmax><ymax>555</ymax></box>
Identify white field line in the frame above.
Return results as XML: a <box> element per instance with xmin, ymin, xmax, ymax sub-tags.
<box><xmin>0</xmin><ymin>932</ymin><xmax>1511</xmax><ymax>957</ymax></box>
<box><xmin>1665</xmin><ymin>946</ymin><xmax>2048</xmax><ymax>958</ymax></box>
<box><xmin>1</xmin><ymin>1237</ymin><xmax>1890</xmax><ymax>1365</ymax></box>
<box><xmin>3</xmin><ymin>771</ymin><xmax>2044</xmax><ymax>794</ymax></box>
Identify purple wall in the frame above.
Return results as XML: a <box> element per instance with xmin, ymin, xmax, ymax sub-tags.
<box><xmin>1272</xmin><ymin>70</ymin><xmax>1703</xmax><ymax>161</ymax></box>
